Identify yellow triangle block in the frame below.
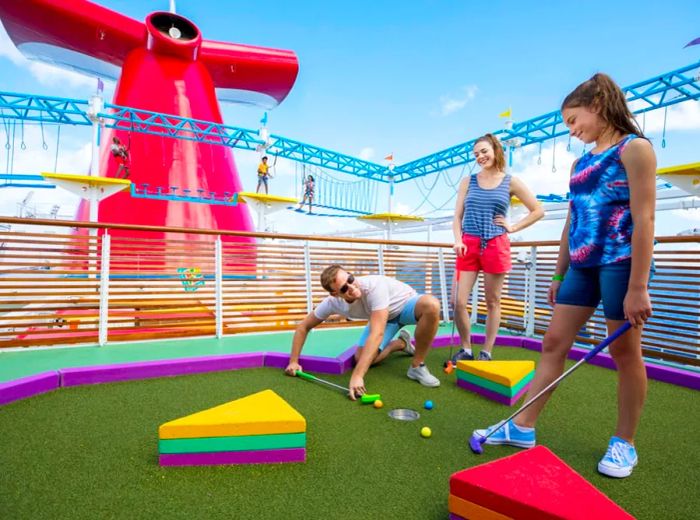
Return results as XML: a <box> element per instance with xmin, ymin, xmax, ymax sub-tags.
<box><xmin>456</xmin><ymin>360</ymin><xmax>535</xmax><ymax>387</ymax></box>
<box><xmin>159</xmin><ymin>389</ymin><xmax>306</xmax><ymax>439</ymax></box>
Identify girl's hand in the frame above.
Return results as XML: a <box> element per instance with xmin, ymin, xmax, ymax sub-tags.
<box><xmin>453</xmin><ymin>242</ymin><xmax>466</xmax><ymax>257</ymax></box>
<box><xmin>494</xmin><ymin>215</ymin><xmax>513</xmax><ymax>233</ymax></box>
<box><xmin>547</xmin><ymin>281</ymin><xmax>561</xmax><ymax>307</ymax></box>
<box><xmin>623</xmin><ymin>287</ymin><xmax>652</xmax><ymax>328</ymax></box>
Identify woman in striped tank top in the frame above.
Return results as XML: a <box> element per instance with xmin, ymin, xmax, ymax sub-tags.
<box><xmin>472</xmin><ymin>74</ymin><xmax>656</xmax><ymax>479</ymax></box>
<box><xmin>451</xmin><ymin>134</ymin><xmax>543</xmax><ymax>362</ymax></box>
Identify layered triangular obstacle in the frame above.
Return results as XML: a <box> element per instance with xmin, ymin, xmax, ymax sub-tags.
<box><xmin>456</xmin><ymin>360</ymin><xmax>535</xmax><ymax>406</ymax></box>
<box><xmin>159</xmin><ymin>389</ymin><xmax>306</xmax><ymax>466</ymax></box>
<box><xmin>449</xmin><ymin>446</ymin><xmax>634</xmax><ymax>519</ymax></box>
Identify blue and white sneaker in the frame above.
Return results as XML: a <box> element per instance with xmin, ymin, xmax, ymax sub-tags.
<box><xmin>472</xmin><ymin>419</ymin><xmax>536</xmax><ymax>448</ymax></box>
<box><xmin>451</xmin><ymin>348</ymin><xmax>474</xmax><ymax>364</ymax></box>
<box><xmin>477</xmin><ymin>350</ymin><xmax>492</xmax><ymax>361</ymax></box>
<box><xmin>598</xmin><ymin>436</ymin><xmax>638</xmax><ymax>478</ymax></box>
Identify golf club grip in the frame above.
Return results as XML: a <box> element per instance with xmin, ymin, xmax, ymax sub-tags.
<box><xmin>295</xmin><ymin>370</ymin><xmax>316</xmax><ymax>382</ymax></box>
<box><xmin>583</xmin><ymin>322</ymin><xmax>632</xmax><ymax>361</ymax></box>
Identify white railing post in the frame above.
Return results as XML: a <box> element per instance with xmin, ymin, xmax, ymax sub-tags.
<box><xmin>525</xmin><ymin>245</ymin><xmax>537</xmax><ymax>337</ymax></box>
<box><xmin>215</xmin><ymin>236</ymin><xmax>223</xmax><ymax>338</ymax></box>
<box><xmin>437</xmin><ymin>249</ymin><xmax>450</xmax><ymax>322</ymax></box>
<box><xmin>304</xmin><ymin>241</ymin><xmax>313</xmax><ymax>313</ymax></box>
<box><xmin>470</xmin><ymin>275</ymin><xmax>479</xmax><ymax>324</ymax></box>
<box><xmin>98</xmin><ymin>231</ymin><xmax>111</xmax><ymax>346</ymax></box>
<box><xmin>377</xmin><ymin>245</ymin><xmax>385</xmax><ymax>276</ymax></box>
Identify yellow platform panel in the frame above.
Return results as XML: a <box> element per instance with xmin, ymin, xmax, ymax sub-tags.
<box><xmin>456</xmin><ymin>360</ymin><xmax>535</xmax><ymax>387</ymax></box>
<box><xmin>159</xmin><ymin>389</ymin><xmax>306</xmax><ymax>439</ymax></box>
<box><xmin>237</xmin><ymin>192</ymin><xmax>298</xmax><ymax>204</ymax></box>
<box><xmin>357</xmin><ymin>213</ymin><xmax>424</xmax><ymax>222</ymax></box>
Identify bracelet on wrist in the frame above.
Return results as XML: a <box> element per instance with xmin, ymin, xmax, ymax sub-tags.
<box><xmin>551</xmin><ymin>274</ymin><xmax>565</xmax><ymax>282</ymax></box>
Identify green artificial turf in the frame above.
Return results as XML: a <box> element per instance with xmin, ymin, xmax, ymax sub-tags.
<box><xmin>1</xmin><ymin>346</ymin><xmax>698</xmax><ymax>519</ymax></box>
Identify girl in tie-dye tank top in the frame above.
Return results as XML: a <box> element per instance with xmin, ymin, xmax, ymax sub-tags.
<box><xmin>471</xmin><ymin>73</ymin><xmax>656</xmax><ymax>480</ymax></box>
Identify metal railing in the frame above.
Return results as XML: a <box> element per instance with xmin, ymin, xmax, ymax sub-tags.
<box><xmin>0</xmin><ymin>217</ymin><xmax>697</xmax><ymax>368</ymax></box>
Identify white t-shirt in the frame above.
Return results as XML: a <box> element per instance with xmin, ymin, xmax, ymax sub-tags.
<box><xmin>314</xmin><ymin>275</ymin><xmax>417</xmax><ymax>321</ymax></box>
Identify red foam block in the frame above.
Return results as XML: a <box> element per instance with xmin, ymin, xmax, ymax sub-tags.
<box><xmin>450</xmin><ymin>446</ymin><xmax>634</xmax><ymax>520</ymax></box>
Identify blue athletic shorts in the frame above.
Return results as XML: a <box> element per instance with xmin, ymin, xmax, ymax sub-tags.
<box><xmin>556</xmin><ymin>259</ymin><xmax>654</xmax><ymax>320</ymax></box>
<box><xmin>357</xmin><ymin>294</ymin><xmax>421</xmax><ymax>351</ymax></box>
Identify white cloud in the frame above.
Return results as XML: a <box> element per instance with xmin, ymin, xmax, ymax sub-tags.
<box><xmin>0</xmin><ymin>21</ymin><xmax>97</xmax><ymax>90</ymax></box>
<box><xmin>631</xmin><ymin>99</ymin><xmax>700</xmax><ymax>133</ymax></box>
<box><xmin>0</xmin><ymin>125</ymin><xmax>90</xmax><ymax>218</ymax></box>
<box><xmin>358</xmin><ymin>147</ymin><xmax>375</xmax><ymax>161</ymax></box>
<box><xmin>510</xmin><ymin>140</ymin><xmax>577</xmax><ymax>197</ymax></box>
<box><xmin>437</xmin><ymin>85</ymin><xmax>478</xmax><ymax>116</ymax></box>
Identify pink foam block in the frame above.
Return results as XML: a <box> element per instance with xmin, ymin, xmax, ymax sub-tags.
<box><xmin>456</xmin><ymin>378</ymin><xmax>529</xmax><ymax>406</ymax></box>
<box><xmin>159</xmin><ymin>447</ymin><xmax>306</xmax><ymax>466</ymax></box>
<box><xmin>60</xmin><ymin>353</ymin><xmax>265</xmax><ymax>387</ymax></box>
<box><xmin>450</xmin><ymin>446</ymin><xmax>634</xmax><ymax>519</ymax></box>
<box><xmin>0</xmin><ymin>371</ymin><xmax>60</xmax><ymax>405</ymax></box>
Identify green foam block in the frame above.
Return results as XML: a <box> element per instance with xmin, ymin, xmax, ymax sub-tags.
<box><xmin>456</xmin><ymin>369</ymin><xmax>534</xmax><ymax>397</ymax></box>
<box><xmin>159</xmin><ymin>432</ymin><xmax>306</xmax><ymax>454</ymax></box>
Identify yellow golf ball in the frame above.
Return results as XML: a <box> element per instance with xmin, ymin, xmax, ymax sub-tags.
<box><xmin>420</xmin><ymin>426</ymin><xmax>432</xmax><ymax>438</ymax></box>
<box><xmin>373</xmin><ymin>399</ymin><xmax>384</xmax><ymax>409</ymax></box>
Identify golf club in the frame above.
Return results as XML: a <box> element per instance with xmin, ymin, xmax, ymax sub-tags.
<box><xmin>469</xmin><ymin>322</ymin><xmax>632</xmax><ymax>454</ymax></box>
<box><xmin>444</xmin><ymin>268</ymin><xmax>460</xmax><ymax>374</ymax></box>
<box><xmin>295</xmin><ymin>369</ymin><xmax>381</xmax><ymax>404</ymax></box>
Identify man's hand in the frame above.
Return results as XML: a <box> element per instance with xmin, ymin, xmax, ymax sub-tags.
<box><xmin>348</xmin><ymin>374</ymin><xmax>366</xmax><ymax>401</ymax></box>
<box><xmin>285</xmin><ymin>361</ymin><xmax>302</xmax><ymax>376</ymax></box>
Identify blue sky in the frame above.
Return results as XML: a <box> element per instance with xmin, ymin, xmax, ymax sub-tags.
<box><xmin>0</xmin><ymin>0</ymin><xmax>699</xmax><ymax>239</ymax></box>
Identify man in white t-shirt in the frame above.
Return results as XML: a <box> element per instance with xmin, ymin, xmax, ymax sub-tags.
<box><xmin>285</xmin><ymin>264</ymin><xmax>441</xmax><ymax>399</ymax></box>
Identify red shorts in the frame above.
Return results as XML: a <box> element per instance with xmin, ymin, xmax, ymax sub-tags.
<box><xmin>455</xmin><ymin>233</ymin><xmax>512</xmax><ymax>274</ymax></box>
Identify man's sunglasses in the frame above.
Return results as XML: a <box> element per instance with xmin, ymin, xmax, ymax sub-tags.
<box><xmin>338</xmin><ymin>274</ymin><xmax>355</xmax><ymax>294</ymax></box>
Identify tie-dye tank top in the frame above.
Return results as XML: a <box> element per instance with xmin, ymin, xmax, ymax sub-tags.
<box><xmin>568</xmin><ymin>134</ymin><xmax>637</xmax><ymax>267</ymax></box>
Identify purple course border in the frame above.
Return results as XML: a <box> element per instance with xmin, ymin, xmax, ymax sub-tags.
<box><xmin>456</xmin><ymin>378</ymin><xmax>529</xmax><ymax>406</ymax></box>
<box><xmin>0</xmin><ymin>371</ymin><xmax>59</xmax><ymax>405</ymax></box>
<box><xmin>2</xmin><ymin>331</ymin><xmax>698</xmax><ymax>407</ymax></box>
<box><xmin>61</xmin><ymin>353</ymin><xmax>265</xmax><ymax>387</ymax></box>
<box><xmin>159</xmin><ymin>447</ymin><xmax>306</xmax><ymax>466</ymax></box>
<box><xmin>449</xmin><ymin>513</ymin><xmax>466</xmax><ymax>520</ymax></box>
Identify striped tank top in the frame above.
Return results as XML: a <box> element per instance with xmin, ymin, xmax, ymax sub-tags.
<box><xmin>461</xmin><ymin>173</ymin><xmax>511</xmax><ymax>242</ymax></box>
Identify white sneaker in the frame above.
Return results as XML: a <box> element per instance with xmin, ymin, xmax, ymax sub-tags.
<box><xmin>407</xmin><ymin>363</ymin><xmax>440</xmax><ymax>387</ymax></box>
<box><xmin>399</xmin><ymin>329</ymin><xmax>414</xmax><ymax>355</ymax></box>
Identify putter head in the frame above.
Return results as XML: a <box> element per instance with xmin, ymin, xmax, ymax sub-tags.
<box><xmin>469</xmin><ymin>433</ymin><xmax>485</xmax><ymax>454</ymax></box>
<box><xmin>360</xmin><ymin>393</ymin><xmax>381</xmax><ymax>404</ymax></box>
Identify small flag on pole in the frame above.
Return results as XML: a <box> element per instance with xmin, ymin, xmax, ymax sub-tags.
<box><xmin>260</xmin><ymin>112</ymin><xmax>268</xmax><ymax>126</ymax></box>
<box><xmin>384</xmin><ymin>153</ymin><xmax>394</xmax><ymax>162</ymax></box>
<box><xmin>499</xmin><ymin>107</ymin><xmax>512</xmax><ymax>118</ymax></box>
<box><xmin>685</xmin><ymin>36</ymin><xmax>700</xmax><ymax>48</ymax></box>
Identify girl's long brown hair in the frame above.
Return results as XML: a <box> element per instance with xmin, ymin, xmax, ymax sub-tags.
<box><xmin>562</xmin><ymin>73</ymin><xmax>645</xmax><ymax>139</ymax></box>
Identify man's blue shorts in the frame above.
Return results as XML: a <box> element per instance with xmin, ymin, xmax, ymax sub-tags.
<box><xmin>357</xmin><ymin>294</ymin><xmax>421</xmax><ymax>352</ymax></box>
<box><xmin>556</xmin><ymin>259</ymin><xmax>654</xmax><ymax>320</ymax></box>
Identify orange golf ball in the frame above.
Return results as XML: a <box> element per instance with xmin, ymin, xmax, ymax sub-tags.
<box><xmin>373</xmin><ymin>399</ymin><xmax>384</xmax><ymax>409</ymax></box>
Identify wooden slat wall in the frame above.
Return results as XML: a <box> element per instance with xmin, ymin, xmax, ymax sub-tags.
<box><xmin>0</xmin><ymin>220</ymin><xmax>697</xmax><ymax>368</ymax></box>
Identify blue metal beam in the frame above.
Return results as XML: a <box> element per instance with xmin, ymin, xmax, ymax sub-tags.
<box><xmin>392</xmin><ymin>61</ymin><xmax>700</xmax><ymax>181</ymax></box>
<box><xmin>0</xmin><ymin>61</ymin><xmax>698</xmax><ymax>185</ymax></box>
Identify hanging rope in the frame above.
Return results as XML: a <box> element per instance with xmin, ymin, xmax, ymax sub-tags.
<box><xmin>20</xmin><ymin>120</ymin><xmax>26</xmax><ymax>150</ymax></box>
<box><xmin>40</xmin><ymin>118</ymin><xmax>48</xmax><ymax>151</ymax></box>
<box><xmin>551</xmin><ymin>133</ymin><xmax>557</xmax><ymax>173</ymax></box>
<box><xmin>537</xmin><ymin>142</ymin><xmax>542</xmax><ymax>165</ymax></box>
<box><xmin>53</xmin><ymin>125</ymin><xmax>61</xmax><ymax>172</ymax></box>
<box><xmin>566</xmin><ymin>135</ymin><xmax>571</xmax><ymax>152</ymax></box>
<box><xmin>661</xmin><ymin>107</ymin><xmax>668</xmax><ymax>148</ymax></box>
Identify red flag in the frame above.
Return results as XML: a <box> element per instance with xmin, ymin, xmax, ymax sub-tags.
<box><xmin>384</xmin><ymin>153</ymin><xmax>393</xmax><ymax>161</ymax></box>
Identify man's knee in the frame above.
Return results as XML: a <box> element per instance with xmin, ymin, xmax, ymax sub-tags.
<box><xmin>417</xmin><ymin>295</ymin><xmax>440</xmax><ymax>321</ymax></box>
